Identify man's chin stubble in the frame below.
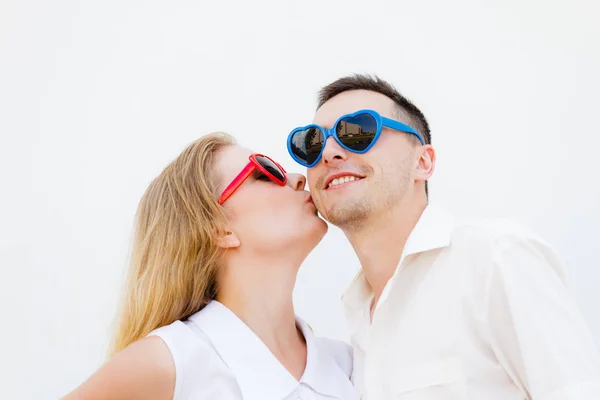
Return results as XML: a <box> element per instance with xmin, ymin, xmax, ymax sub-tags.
<box><xmin>323</xmin><ymin>202</ymin><xmax>371</xmax><ymax>232</ymax></box>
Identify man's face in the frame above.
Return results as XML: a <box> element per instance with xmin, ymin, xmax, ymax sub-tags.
<box><xmin>307</xmin><ymin>90</ymin><xmax>425</xmax><ymax>229</ymax></box>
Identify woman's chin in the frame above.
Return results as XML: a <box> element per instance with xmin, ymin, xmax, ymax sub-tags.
<box><xmin>310</xmin><ymin>220</ymin><xmax>329</xmax><ymax>246</ymax></box>
<box><xmin>288</xmin><ymin>219</ymin><xmax>328</xmax><ymax>254</ymax></box>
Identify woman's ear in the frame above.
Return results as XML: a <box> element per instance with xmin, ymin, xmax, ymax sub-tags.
<box><xmin>216</xmin><ymin>230</ymin><xmax>240</xmax><ymax>249</ymax></box>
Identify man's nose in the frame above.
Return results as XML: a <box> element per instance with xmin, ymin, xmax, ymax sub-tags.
<box><xmin>321</xmin><ymin>136</ymin><xmax>348</xmax><ymax>165</ymax></box>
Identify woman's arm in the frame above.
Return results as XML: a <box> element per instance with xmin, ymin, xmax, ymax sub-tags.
<box><xmin>61</xmin><ymin>336</ymin><xmax>175</xmax><ymax>400</ymax></box>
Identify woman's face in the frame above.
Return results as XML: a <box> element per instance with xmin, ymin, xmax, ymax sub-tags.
<box><xmin>215</xmin><ymin>145</ymin><xmax>327</xmax><ymax>257</ymax></box>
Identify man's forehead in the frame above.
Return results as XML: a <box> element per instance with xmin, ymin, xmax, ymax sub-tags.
<box><xmin>312</xmin><ymin>90</ymin><xmax>396</xmax><ymax>127</ymax></box>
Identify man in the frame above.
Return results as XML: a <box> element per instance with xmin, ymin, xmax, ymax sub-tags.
<box><xmin>286</xmin><ymin>74</ymin><xmax>600</xmax><ymax>399</ymax></box>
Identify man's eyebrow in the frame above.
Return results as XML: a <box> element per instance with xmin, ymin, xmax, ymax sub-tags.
<box><xmin>314</xmin><ymin>121</ymin><xmax>333</xmax><ymax>130</ymax></box>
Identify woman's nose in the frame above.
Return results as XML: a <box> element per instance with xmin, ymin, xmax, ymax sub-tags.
<box><xmin>286</xmin><ymin>173</ymin><xmax>307</xmax><ymax>191</ymax></box>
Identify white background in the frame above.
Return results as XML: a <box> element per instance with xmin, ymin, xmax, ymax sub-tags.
<box><xmin>1</xmin><ymin>0</ymin><xmax>599</xmax><ymax>398</ymax></box>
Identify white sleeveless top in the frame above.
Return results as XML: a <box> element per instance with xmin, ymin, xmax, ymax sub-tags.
<box><xmin>148</xmin><ymin>301</ymin><xmax>360</xmax><ymax>400</ymax></box>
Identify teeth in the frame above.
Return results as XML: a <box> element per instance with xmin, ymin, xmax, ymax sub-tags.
<box><xmin>328</xmin><ymin>176</ymin><xmax>359</xmax><ymax>188</ymax></box>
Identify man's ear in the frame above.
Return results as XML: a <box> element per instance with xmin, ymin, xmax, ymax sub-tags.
<box><xmin>215</xmin><ymin>230</ymin><xmax>240</xmax><ymax>249</ymax></box>
<box><xmin>416</xmin><ymin>144</ymin><xmax>436</xmax><ymax>182</ymax></box>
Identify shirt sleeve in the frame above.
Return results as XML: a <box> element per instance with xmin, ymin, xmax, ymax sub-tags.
<box><xmin>485</xmin><ymin>233</ymin><xmax>600</xmax><ymax>399</ymax></box>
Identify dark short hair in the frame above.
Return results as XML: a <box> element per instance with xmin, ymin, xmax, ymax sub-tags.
<box><xmin>317</xmin><ymin>74</ymin><xmax>431</xmax><ymax>196</ymax></box>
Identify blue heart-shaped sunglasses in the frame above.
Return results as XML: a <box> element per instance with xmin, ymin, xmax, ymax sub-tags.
<box><xmin>287</xmin><ymin>109</ymin><xmax>425</xmax><ymax>168</ymax></box>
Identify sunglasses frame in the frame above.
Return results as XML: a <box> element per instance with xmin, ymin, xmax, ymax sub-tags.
<box><xmin>287</xmin><ymin>109</ymin><xmax>425</xmax><ymax>168</ymax></box>
<box><xmin>218</xmin><ymin>153</ymin><xmax>287</xmax><ymax>205</ymax></box>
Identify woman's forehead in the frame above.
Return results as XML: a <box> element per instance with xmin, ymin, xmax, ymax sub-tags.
<box><xmin>215</xmin><ymin>145</ymin><xmax>253</xmax><ymax>185</ymax></box>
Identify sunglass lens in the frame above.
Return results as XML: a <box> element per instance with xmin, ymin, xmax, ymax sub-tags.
<box><xmin>255</xmin><ymin>156</ymin><xmax>285</xmax><ymax>183</ymax></box>
<box><xmin>336</xmin><ymin>113</ymin><xmax>378</xmax><ymax>151</ymax></box>
<box><xmin>289</xmin><ymin>127</ymin><xmax>324</xmax><ymax>166</ymax></box>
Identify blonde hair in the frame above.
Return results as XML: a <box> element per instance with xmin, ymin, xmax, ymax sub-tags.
<box><xmin>108</xmin><ymin>132</ymin><xmax>236</xmax><ymax>357</ymax></box>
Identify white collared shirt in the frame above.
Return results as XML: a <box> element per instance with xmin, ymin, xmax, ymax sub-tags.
<box><xmin>342</xmin><ymin>204</ymin><xmax>600</xmax><ymax>399</ymax></box>
<box><xmin>149</xmin><ymin>300</ymin><xmax>360</xmax><ymax>400</ymax></box>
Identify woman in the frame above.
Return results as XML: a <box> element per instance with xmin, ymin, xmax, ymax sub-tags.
<box><xmin>63</xmin><ymin>132</ymin><xmax>359</xmax><ymax>400</ymax></box>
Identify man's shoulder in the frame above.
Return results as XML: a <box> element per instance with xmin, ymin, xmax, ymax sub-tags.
<box><xmin>451</xmin><ymin>215</ymin><xmax>545</xmax><ymax>246</ymax></box>
<box><xmin>445</xmin><ymin>214</ymin><xmax>560</xmax><ymax>269</ymax></box>
<box><xmin>447</xmin><ymin>214</ymin><xmax>567</xmax><ymax>281</ymax></box>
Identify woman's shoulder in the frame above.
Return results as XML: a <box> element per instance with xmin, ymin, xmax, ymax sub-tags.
<box><xmin>146</xmin><ymin>318</ymin><xmax>239</xmax><ymax>399</ymax></box>
<box><xmin>147</xmin><ymin>318</ymin><xmax>226</xmax><ymax>371</ymax></box>
<box><xmin>147</xmin><ymin>319</ymin><xmax>202</xmax><ymax>351</ymax></box>
<box><xmin>62</xmin><ymin>336</ymin><xmax>175</xmax><ymax>400</ymax></box>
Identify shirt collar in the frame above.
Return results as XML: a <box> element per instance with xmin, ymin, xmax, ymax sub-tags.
<box><xmin>188</xmin><ymin>301</ymin><xmax>353</xmax><ymax>400</ymax></box>
<box><xmin>296</xmin><ymin>318</ymin><xmax>359</xmax><ymax>399</ymax></box>
<box><xmin>188</xmin><ymin>301</ymin><xmax>297</xmax><ymax>399</ymax></box>
<box><xmin>341</xmin><ymin>204</ymin><xmax>456</xmax><ymax>327</ymax></box>
<box><xmin>402</xmin><ymin>203</ymin><xmax>456</xmax><ymax>257</ymax></box>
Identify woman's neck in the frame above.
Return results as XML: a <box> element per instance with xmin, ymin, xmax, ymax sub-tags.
<box><xmin>216</xmin><ymin>257</ymin><xmax>307</xmax><ymax>379</ymax></box>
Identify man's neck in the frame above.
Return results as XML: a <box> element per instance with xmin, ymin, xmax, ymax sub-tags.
<box><xmin>345</xmin><ymin>199</ymin><xmax>427</xmax><ymax>309</ymax></box>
